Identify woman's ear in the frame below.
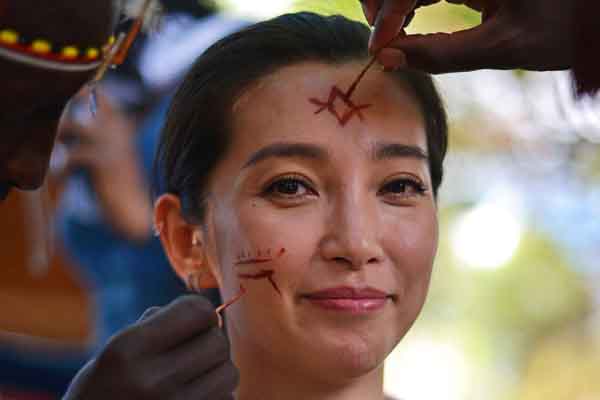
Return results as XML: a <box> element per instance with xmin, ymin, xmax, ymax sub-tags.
<box><xmin>154</xmin><ymin>194</ymin><xmax>219</xmax><ymax>290</ymax></box>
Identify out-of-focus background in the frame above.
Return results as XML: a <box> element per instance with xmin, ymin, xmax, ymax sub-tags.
<box><xmin>1</xmin><ymin>1</ymin><xmax>599</xmax><ymax>399</ymax></box>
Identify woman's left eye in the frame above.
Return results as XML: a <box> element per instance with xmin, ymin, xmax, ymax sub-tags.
<box><xmin>378</xmin><ymin>177</ymin><xmax>427</xmax><ymax>200</ymax></box>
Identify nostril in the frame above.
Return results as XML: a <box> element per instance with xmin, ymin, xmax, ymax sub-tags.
<box><xmin>367</xmin><ymin>257</ymin><xmax>378</xmax><ymax>264</ymax></box>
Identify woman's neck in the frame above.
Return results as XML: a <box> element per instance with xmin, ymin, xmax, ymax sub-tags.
<box><xmin>233</xmin><ymin>343</ymin><xmax>386</xmax><ymax>400</ymax></box>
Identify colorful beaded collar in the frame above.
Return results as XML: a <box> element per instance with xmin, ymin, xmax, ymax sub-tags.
<box><xmin>0</xmin><ymin>28</ymin><xmax>115</xmax><ymax>72</ymax></box>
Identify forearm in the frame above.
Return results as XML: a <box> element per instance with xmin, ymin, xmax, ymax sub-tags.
<box><xmin>90</xmin><ymin>151</ymin><xmax>153</xmax><ymax>242</ymax></box>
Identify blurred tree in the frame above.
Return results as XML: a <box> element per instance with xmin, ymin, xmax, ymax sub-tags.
<box><xmin>413</xmin><ymin>206</ymin><xmax>591</xmax><ymax>400</ymax></box>
<box><xmin>518</xmin><ymin>328</ymin><xmax>600</xmax><ymax>400</ymax></box>
<box><xmin>292</xmin><ymin>0</ymin><xmax>365</xmax><ymax>21</ymax></box>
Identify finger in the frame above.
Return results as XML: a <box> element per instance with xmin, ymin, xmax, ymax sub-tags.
<box><xmin>383</xmin><ymin>20</ymin><xmax>505</xmax><ymax>73</ymax></box>
<box><xmin>57</xmin><ymin>119</ymin><xmax>97</xmax><ymax>144</ymax></box>
<box><xmin>122</xmin><ymin>295</ymin><xmax>219</xmax><ymax>356</ymax></box>
<box><xmin>156</xmin><ymin>327</ymin><xmax>231</xmax><ymax>384</ymax></box>
<box><xmin>359</xmin><ymin>0</ymin><xmax>381</xmax><ymax>26</ymax></box>
<box><xmin>92</xmin><ymin>89</ymin><xmax>118</xmax><ymax>115</ymax></box>
<box><xmin>370</xmin><ymin>0</ymin><xmax>417</xmax><ymax>52</ymax></box>
<box><xmin>171</xmin><ymin>361</ymin><xmax>239</xmax><ymax>400</ymax></box>
<box><xmin>64</xmin><ymin>147</ymin><xmax>100</xmax><ymax>170</ymax></box>
<box><xmin>378</xmin><ymin>47</ymin><xmax>408</xmax><ymax>70</ymax></box>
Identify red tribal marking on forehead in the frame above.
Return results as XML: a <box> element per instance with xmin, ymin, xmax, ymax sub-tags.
<box><xmin>309</xmin><ymin>86</ymin><xmax>372</xmax><ymax>126</ymax></box>
<box><xmin>309</xmin><ymin>55</ymin><xmax>379</xmax><ymax>126</ymax></box>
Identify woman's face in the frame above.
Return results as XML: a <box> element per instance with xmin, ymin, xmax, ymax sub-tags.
<box><xmin>201</xmin><ymin>62</ymin><xmax>438</xmax><ymax>383</ymax></box>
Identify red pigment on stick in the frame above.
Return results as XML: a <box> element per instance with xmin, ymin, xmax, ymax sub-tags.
<box><xmin>238</xmin><ymin>269</ymin><xmax>281</xmax><ymax>295</ymax></box>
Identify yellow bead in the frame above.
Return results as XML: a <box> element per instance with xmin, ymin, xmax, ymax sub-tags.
<box><xmin>108</xmin><ymin>35</ymin><xmax>115</xmax><ymax>45</ymax></box>
<box><xmin>0</xmin><ymin>29</ymin><xmax>19</xmax><ymax>45</ymax></box>
<box><xmin>31</xmin><ymin>39</ymin><xmax>52</xmax><ymax>54</ymax></box>
<box><xmin>61</xmin><ymin>46</ymin><xmax>79</xmax><ymax>59</ymax></box>
<box><xmin>86</xmin><ymin>47</ymin><xmax>100</xmax><ymax>59</ymax></box>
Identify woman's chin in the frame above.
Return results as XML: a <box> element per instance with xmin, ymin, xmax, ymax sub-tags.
<box><xmin>300</xmin><ymin>329</ymin><xmax>394</xmax><ymax>379</ymax></box>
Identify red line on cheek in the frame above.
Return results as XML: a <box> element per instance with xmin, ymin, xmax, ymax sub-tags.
<box><xmin>237</xmin><ymin>270</ymin><xmax>273</xmax><ymax>279</ymax></box>
<box><xmin>237</xmin><ymin>270</ymin><xmax>282</xmax><ymax>296</ymax></box>
<box><xmin>235</xmin><ymin>247</ymin><xmax>286</xmax><ymax>265</ymax></box>
<box><xmin>216</xmin><ymin>247</ymin><xmax>286</xmax><ymax>327</ymax></box>
<box><xmin>267</xmin><ymin>275</ymin><xmax>281</xmax><ymax>295</ymax></box>
<box><xmin>235</xmin><ymin>258</ymin><xmax>275</xmax><ymax>265</ymax></box>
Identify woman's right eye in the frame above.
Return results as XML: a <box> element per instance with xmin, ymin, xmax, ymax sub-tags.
<box><xmin>263</xmin><ymin>176</ymin><xmax>315</xmax><ymax>199</ymax></box>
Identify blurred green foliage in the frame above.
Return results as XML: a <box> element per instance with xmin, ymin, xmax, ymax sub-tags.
<box><xmin>413</xmin><ymin>205</ymin><xmax>591</xmax><ymax>399</ymax></box>
<box><xmin>292</xmin><ymin>0</ymin><xmax>366</xmax><ymax>21</ymax></box>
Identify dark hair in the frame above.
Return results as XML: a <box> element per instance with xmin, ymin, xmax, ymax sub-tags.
<box><xmin>156</xmin><ymin>12</ymin><xmax>447</xmax><ymax>223</ymax></box>
<box><xmin>161</xmin><ymin>0</ymin><xmax>217</xmax><ymax>19</ymax></box>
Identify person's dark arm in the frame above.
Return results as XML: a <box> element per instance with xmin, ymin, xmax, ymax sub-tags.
<box><xmin>63</xmin><ymin>296</ymin><xmax>238</xmax><ymax>400</ymax></box>
<box><xmin>361</xmin><ymin>0</ymin><xmax>575</xmax><ymax>75</ymax></box>
<box><xmin>58</xmin><ymin>90</ymin><xmax>154</xmax><ymax>242</ymax></box>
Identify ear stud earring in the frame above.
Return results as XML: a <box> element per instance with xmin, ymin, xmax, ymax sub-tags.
<box><xmin>192</xmin><ymin>231</ymin><xmax>201</xmax><ymax>247</ymax></box>
<box><xmin>153</xmin><ymin>222</ymin><xmax>164</xmax><ymax>237</ymax></box>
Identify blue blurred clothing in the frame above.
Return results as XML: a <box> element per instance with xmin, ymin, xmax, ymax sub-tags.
<box><xmin>56</xmin><ymin>98</ymin><xmax>184</xmax><ymax>346</ymax></box>
<box><xmin>0</xmin><ymin>13</ymin><xmax>246</xmax><ymax>397</ymax></box>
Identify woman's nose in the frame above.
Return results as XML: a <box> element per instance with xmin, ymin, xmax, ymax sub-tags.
<box><xmin>319</xmin><ymin>196</ymin><xmax>384</xmax><ymax>270</ymax></box>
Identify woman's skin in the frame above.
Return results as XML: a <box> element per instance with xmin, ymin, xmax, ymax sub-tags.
<box><xmin>156</xmin><ymin>61</ymin><xmax>439</xmax><ymax>400</ymax></box>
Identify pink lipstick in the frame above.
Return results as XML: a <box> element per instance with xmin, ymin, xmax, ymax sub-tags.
<box><xmin>303</xmin><ymin>286</ymin><xmax>393</xmax><ymax>314</ymax></box>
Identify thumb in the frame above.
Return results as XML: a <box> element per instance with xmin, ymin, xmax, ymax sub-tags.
<box><xmin>138</xmin><ymin>306</ymin><xmax>162</xmax><ymax>322</ymax></box>
<box><xmin>380</xmin><ymin>20</ymin><xmax>508</xmax><ymax>73</ymax></box>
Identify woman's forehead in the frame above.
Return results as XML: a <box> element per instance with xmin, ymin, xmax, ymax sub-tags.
<box><xmin>230</xmin><ymin>62</ymin><xmax>427</xmax><ymax>151</ymax></box>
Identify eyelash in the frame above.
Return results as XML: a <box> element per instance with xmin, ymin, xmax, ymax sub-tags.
<box><xmin>263</xmin><ymin>174</ymin><xmax>316</xmax><ymax>199</ymax></box>
<box><xmin>262</xmin><ymin>174</ymin><xmax>428</xmax><ymax>202</ymax></box>
<box><xmin>378</xmin><ymin>175</ymin><xmax>428</xmax><ymax>200</ymax></box>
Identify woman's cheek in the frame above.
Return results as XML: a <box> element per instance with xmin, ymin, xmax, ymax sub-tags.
<box><xmin>230</xmin><ymin>200</ymin><xmax>322</xmax><ymax>282</ymax></box>
<box><xmin>385</xmin><ymin>206</ymin><xmax>438</xmax><ymax>280</ymax></box>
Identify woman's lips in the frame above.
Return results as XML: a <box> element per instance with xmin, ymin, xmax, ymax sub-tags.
<box><xmin>302</xmin><ymin>286</ymin><xmax>394</xmax><ymax>314</ymax></box>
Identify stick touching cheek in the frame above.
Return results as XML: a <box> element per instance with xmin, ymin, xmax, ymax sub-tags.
<box><xmin>215</xmin><ymin>247</ymin><xmax>286</xmax><ymax>327</ymax></box>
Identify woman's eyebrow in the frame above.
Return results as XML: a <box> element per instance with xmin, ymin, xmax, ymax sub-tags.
<box><xmin>373</xmin><ymin>142</ymin><xmax>429</xmax><ymax>161</ymax></box>
<box><xmin>242</xmin><ymin>142</ymin><xmax>328</xmax><ymax>169</ymax></box>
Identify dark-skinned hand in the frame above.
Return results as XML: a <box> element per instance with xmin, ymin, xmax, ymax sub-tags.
<box><xmin>360</xmin><ymin>0</ymin><xmax>574</xmax><ymax>73</ymax></box>
<box><xmin>63</xmin><ymin>296</ymin><xmax>238</xmax><ymax>400</ymax></box>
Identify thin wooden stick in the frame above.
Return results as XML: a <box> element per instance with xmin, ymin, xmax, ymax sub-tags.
<box><xmin>345</xmin><ymin>55</ymin><xmax>379</xmax><ymax>99</ymax></box>
<box><xmin>346</xmin><ymin>31</ymin><xmax>404</xmax><ymax>99</ymax></box>
<box><xmin>215</xmin><ymin>285</ymin><xmax>247</xmax><ymax>328</ymax></box>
